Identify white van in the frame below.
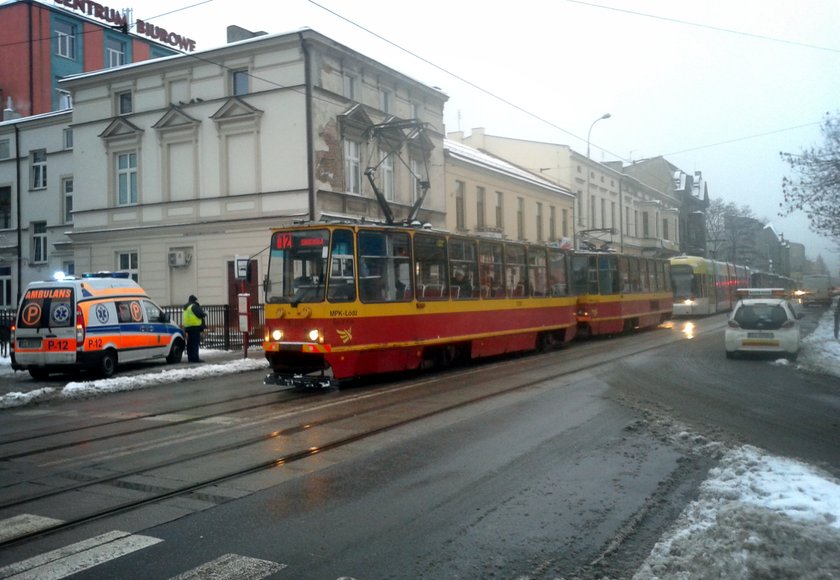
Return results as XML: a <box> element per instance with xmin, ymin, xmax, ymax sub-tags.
<box><xmin>12</xmin><ymin>273</ymin><xmax>185</xmax><ymax>379</ymax></box>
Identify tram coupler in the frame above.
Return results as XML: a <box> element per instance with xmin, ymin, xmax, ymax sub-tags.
<box><xmin>264</xmin><ymin>372</ymin><xmax>337</xmax><ymax>390</ymax></box>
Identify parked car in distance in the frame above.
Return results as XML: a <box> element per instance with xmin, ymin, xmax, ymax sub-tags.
<box><xmin>725</xmin><ymin>288</ymin><xmax>803</xmax><ymax>361</ymax></box>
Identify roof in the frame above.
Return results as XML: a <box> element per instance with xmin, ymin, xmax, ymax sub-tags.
<box><xmin>444</xmin><ymin>139</ymin><xmax>574</xmax><ymax>198</ymax></box>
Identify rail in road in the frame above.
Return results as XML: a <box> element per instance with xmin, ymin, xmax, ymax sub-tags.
<box><xmin>0</xmin><ymin>317</ymin><xmax>723</xmax><ymax>553</ymax></box>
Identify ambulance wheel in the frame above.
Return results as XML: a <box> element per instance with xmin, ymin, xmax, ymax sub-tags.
<box><xmin>29</xmin><ymin>368</ymin><xmax>50</xmax><ymax>380</ymax></box>
<box><xmin>166</xmin><ymin>339</ymin><xmax>185</xmax><ymax>364</ymax></box>
<box><xmin>97</xmin><ymin>350</ymin><xmax>118</xmax><ymax>378</ymax></box>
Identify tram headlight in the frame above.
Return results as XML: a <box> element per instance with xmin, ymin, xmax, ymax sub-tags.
<box><xmin>307</xmin><ymin>328</ymin><xmax>323</xmax><ymax>343</ymax></box>
<box><xmin>271</xmin><ymin>329</ymin><xmax>283</xmax><ymax>341</ymax></box>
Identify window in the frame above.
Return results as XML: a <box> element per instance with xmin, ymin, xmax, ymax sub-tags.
<box><xmin>600</xmin><ymin>198</ymin><xmax>606</xmax><ymax>229</ymax></box>
<box><xmin>642</xmin><ymin>212</ymin><xmax>650</xmax><ymax>237</ymax></box>
<box><xmin>117</xmin><ymin>251</ymin><xmax>139</xmax><ymax>282</ymax></box>
<box><xmin>411</xmin><ymin>157</ymin><xmax>423</xmax><ymax>202</ymax></box>
<box><xmin>343</xmin><ymin>73</ymin><xmax>357</xmax><ymax>100</ymax></box>
<box><xmin>495</xmin><ymin>191</ymin><xmax>503</xmax><ymax>229</ymax></box>
<box><xmin>611</xmin><ymin>201</ymin><xmax>616</xmax><ymax>229</ymax></box>
<box><xmin>634</xmin><ymin>210</ymin><xmax>639</xmax><ymax>237</ymax></box>
<box><xmin>327</xmin><ymin>229</ymin><xmax>356</xmax><ymax>303</ymax></box>
<box><xmin>0</xmin><ymin>265</ymin><xmax>10</xmax><ymax>307</ymax></box>
<box><xmin>344</xmin><ymin>140</ymin><xmax>362</xmax><ymax>194</ymax></box>
<box><xmin>381</xmin><ymin>154</ymin><xmax>394</xmax><ymax>201</ymax></box>
<box><xmin>448</xmin><ymin>238</ymin><xmax>478</xmax><ymax>300</ymax></box>
<box><xmin>106</xmin><ymin>38</ymin><xmax>126</xmax><ymax>68</ymax></box>
<box><xmin>31</xmin><ymin>150</ymin><xmax>47</xmax><ymax>190</ymax></box>
<box><xmin>577</xmin><ymin>191</ymin><xmax>584</xmax><ymax>225</ymax></box>
<box><xmin>358</xmin><ymin>229</ymin><xmax>412</xmax><ymax>302</ymax></box>
<box><xmin>231</xmin><ymin>69</ymin><xmax>249</xmax><ymax>96</ymax></box>
<box><xmin>517</xmin><ymin>197</ymin><xmax>524</xmax><ymax>240</ymax></box>
<box><xmin>455</xmin><ymin>181</ymin><xmax>466</xmax><ymax>230</ymax></box>
<box><xmin>0</xmin><ymin>139</ymin><xmax>9</xmax><ymax>159</ymax></box>
<box><xmin>476</xmin><ymin>187</ymin><xmax>485</xmax><ymax>229</ymax></box>
<box><xmin>55</xmin><ymin>21</ymin><xmax>76</xmax><ymax>59</ymax></box>
<box><xmin>116</xmin><ymin>91</ymin><xmax>132</xmax><ymax>115</ymax></box>
<box><xmin>63</xmin><ymin>261</ymin><xmax>75</xmax><ymax>277</ymax></box>
<box><xmin>562</xmin><ymin>209</ymin><xmax>568</xmax><ymax>238</ymax></box>
<box><xmin>549</xmin><ymin>206</ymin><xmax>556</xmax><ymax>241</ymax></box>
<box><xmin>589</xmin><ymin>196</ymin><xmax>596</xmax><ymax>228</ymax></box>
<box><xmin>63</xmin><ymin>128</ymin><xmax>73</xmax><ymax>149</ymax></box>
<box><xmin>536</xmin><ymin>202</ymin><xmax>543</xmax><ymax>242</ymax></box>
<box><xmin>663</xmin><ymin>218</ymin><xmax>670</xmax><ymax>240</ymax></box>
<box><xmin>32</xmin><ymin>222</ymin><xmax>47</xmax><ymax>263</ymax></box>
<box><xmin>63</xmin><ymin>178</ymin><xmax>74</xmax><ymax>223</ymax></box>
<box><xmin>57</xmin><ymin>89</ymin><xmax>72</xmax><ymax>110</ymax></box>
<box><xmin>414</xmin><ymin>233</ymin><xmax>447</xmax><ymax>301</ymax></box>
<box><xmin>0</xmin><ymin>186</ymin><xmax>10</xmax><ymax>229</ymax></box>
<box><xmin>116</xmin><ymin>151</ymin><xmax>138</xmax><ymax>205</ymax></box>
<box><xmin>379</xmin><ymin>89</ymin><xmax>392</xmax><ymax>113</ymax></box>
<box><xmin>478</xmin><ymin>241</ymin><xmax>503</xmax><ymax>299</ymax></box>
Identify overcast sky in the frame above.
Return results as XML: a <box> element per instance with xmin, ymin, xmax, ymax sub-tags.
<box><xmin>99</xmin><ymin>0</ymin><xmax>840</xmax><ymax>274</ymax></box>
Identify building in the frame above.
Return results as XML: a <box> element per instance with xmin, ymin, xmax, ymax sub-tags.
<box><xmin>0</xmin><ymin>109</ymin><xmax>74</xmax><ymax>307</ymax></box>
<box><xmin>0</xmin><ymin>0</ymin><xmax>188</xmax><ymax>119</ymax></box>
<box><xmin>54</xmin><ymin>28</ymin><xmax>447</xmax><ymax>306</ymax></box>
<box><xmin>444</xmin><ymin>139</ymin><xmax>575</xmax><ymax>246</ymax></box>
<box><xmin>450</xmin><ymin>128</ymin><xmax>682</xmax><ymax>256</ymax></box>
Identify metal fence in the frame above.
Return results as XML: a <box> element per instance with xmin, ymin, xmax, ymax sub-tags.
<box><xmin>162</xmin><ymin>304</ymin><xmax>265</xmax><ymax>350</ymax></box>
<box><xmin>0</xmin><ymin>304</ymin><xmax>265</xmax><ymax>352</ymax></box>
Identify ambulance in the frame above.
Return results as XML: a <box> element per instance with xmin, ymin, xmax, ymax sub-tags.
<box><xmin>12</xmin><ymin>272</ymin><xmax>185</xmax><ymax>379</ymax></box>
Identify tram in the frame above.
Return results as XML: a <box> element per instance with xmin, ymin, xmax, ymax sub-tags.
<box><xmin>262</xmin><ymin>223</ymin><xmax>579</xmax><ymax>387</ymax></box>
<box><xmin>571</xmin><ymin>252</ymin><xmax>673</xmax><ymax>336</ymax></box>
<box><xmin>750</xmin><ymin>271</ymin><xmax>796</xmax><ymax>293</ymax></box>
<box><xmin>669</xmin><ymin>255</ymin><xmax>750</xmax><ymax>316</ymax></box>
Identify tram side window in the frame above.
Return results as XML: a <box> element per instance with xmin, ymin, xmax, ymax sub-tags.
<box><xmin>358</xmin><ymin>230</ymin><xmax>412</xmax><ymax>303</ymax></box>
<box><xmin>598</xmin><ymin>254</ymin><xmax>619</xmax><ymax>295</ymax></box>
<box><xmin>449</xmin><ymin>238</ymin><xmax>478</xmax><ymax>299</ymax></box>
<box><xmin>478</xmin><ymin>241</ymin><xmax>504</xmax><ymax>298</ymax></box>
<box><xmin>505</xmin><ymin>245</ymin><xmax>527</xmax><ymax>297</ymax></box>
<box><xmin>548</xmin><ymin>249</ymin><xmax>569</xmax><ymax>296</ymax></box>
<box><xmin>646</xmin><ymin>259</ymin><xmax>657</xmax><ymax>292</ymax></box>
<box><xmin>570</xmin><ymin>255</ymin><xmax>589</xmax><ymax>295</ymax></box>
<box><xmin>414</xmin><ymin>233</ymin><xmax>448</xmax><ymax>300</ymax></box>
<box><xmin>618</xmin><ymin>256</ymin><xmax>630</xmax><ymax>293</ymax></box>
<box><xmin>628</xmin><ymin>257</ymin><xmax>641</xmax><ymax>292</ymax></box>
<box><xmin>327</xmin><ymin>229</ymin><xmax>356</xmax><ymax>302</ymax></box>
<box><xmin>527</xmin><ymin>248</ymin><xmax>547</xmax><ymax>297</ymax></box>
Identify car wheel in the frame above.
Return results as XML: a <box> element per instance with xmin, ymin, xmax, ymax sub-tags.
<box><xmin>166</xmin><ymin>339</ymin><xmax>185</xmax><ymax>364</ymax></box>
<box><xmin>98</xmin><ymin>350</ymin><xmax>118</xmax><ymax>378</ymax></box>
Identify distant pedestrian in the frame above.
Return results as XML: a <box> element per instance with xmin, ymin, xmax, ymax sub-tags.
<box><xmin>834</xmin><ymin>298</ymin><xmax>840</xmax><ymax>340</ymax></box>
<box><xmin>0</xmin><ymin>319</ymin><xmax>10</xmax><ymax>357</ymax></box>
<box><xmin>183</xmin><ymin>294</ymin><xmax>206</xmax><ymax>363</ymax></box>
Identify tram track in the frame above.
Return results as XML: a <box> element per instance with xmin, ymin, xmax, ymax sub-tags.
<box><xmin>0</xmin><ymin>319</ymin><xmax>717</xmax><ymax>550</ymax></box>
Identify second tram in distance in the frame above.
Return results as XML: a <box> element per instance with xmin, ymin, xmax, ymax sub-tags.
<box><xmin>262</xmin><ymin>222</ymin><xmax>672</xmax><ymax>387</ymax></box>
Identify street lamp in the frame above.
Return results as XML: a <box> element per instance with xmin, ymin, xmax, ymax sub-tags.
<box><xmin>587</xmin><ymin>113</ymin><xmax>611</xmax><ymax>158</ymax></box>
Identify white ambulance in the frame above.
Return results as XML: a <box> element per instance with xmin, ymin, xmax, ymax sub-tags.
<box><xmin>12</xmin><ymin>273</ymin><xmax>185</xmax><ymax>379</ymax></box>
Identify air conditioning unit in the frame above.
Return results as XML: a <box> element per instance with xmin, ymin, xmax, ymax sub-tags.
<box><xmin>168</xmin><ymin>250</ymin><xmax>187</xmax><ymax>267</ymax></box>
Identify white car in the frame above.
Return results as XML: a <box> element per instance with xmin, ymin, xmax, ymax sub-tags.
<box><xmin>725</xmin><ymin>289</ymin><xmax>803</xmax><ymax>360</ymax></box>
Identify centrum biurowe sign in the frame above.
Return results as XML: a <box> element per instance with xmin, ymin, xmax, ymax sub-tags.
<box><xmin>53</xmin><ymin>0</ymin><xmax>197</xmax><ymax>51</ymax></box>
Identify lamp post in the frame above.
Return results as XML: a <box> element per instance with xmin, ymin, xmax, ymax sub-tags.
<box><xmin>586</xmin><ymin>113</ymin><xmax>611</xmax><ymax>158</ymax></box>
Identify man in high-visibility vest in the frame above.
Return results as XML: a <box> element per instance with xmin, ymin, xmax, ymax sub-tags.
<box><xmin>183</xmin><ymin>294</ymin><xmax>206</xmax><ymax>363</ymax></box>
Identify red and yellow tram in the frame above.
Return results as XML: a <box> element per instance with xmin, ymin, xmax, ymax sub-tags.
<box><xmin>571</xmin><ymin>252</ymin><xmax>673</xmax><ymax>336</ymax></box>
<box><xmin>262</xmin><ymin>223</ymin><xmax>579</xmax><ymax>387</ymax></box>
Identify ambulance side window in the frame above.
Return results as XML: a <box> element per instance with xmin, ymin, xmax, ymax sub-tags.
<box><xmin>143</xmin><ymin>301</ymin><xmax>165</xmax><ymax>323</ymax></box>
<box><xmin>116</xmin><ymin>301</ymin><xmax>136</xmax><ymax>323</ymax></box>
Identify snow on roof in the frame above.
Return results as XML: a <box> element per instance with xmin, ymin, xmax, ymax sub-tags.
<box><xmin>444</xmin><ymin>139</ymin><xmax>574</xmax><ymax>197</ymax></box>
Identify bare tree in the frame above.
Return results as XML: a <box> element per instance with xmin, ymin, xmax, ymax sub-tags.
<box><xmin>780</xmin><ymin>113</ymin><xmax>840</xmax><ymax>240</ymax></box>
<box><xmin>706</xmin><ymin>198</ymin><xmax>754</xmax><ymax>262</ymax></box>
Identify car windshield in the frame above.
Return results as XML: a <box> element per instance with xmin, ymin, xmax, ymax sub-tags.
<box><xmin>733</xmin><ymin>303</ymin><xmax>789</xmax><ymax>330</ymax></box>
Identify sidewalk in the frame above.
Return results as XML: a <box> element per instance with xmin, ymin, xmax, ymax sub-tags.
<box><xmin>0</xmin><ymin>347</ymin><xmax>269</xmax><ymax>408</ymax></box>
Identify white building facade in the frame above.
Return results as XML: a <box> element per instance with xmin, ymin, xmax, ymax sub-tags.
<box><xmin>58</xmin><ymin>28</ymin><xmax>447</xmax><ymax>306</ymax></box>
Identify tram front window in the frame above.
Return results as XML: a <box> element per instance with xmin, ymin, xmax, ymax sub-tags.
<box><xmin>670</xmin><ymin>265</ymin><xmax>696</xmax><ymax>300</ymax></box>
<box><xmin>266</xmin><ymin>229</ymin><xmax>330</xmax><ymax>304</ymax></box>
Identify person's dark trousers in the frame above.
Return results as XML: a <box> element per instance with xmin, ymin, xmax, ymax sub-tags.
<box><xmin>186</xmin><ymin>327</ymin><xmax>202</xmax><ymax>362</ymax></box>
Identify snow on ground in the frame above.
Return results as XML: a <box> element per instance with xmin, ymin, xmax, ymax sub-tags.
<box><xmin>1</xmin><ymin>308</ymin><xmax>839</xmax><ymax>577</ymax></box>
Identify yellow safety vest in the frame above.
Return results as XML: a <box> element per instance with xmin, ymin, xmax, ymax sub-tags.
<box><xmin>183</xmin><ymin>304</ymin><xmax>202</xmax><ymax>328</ymax></box>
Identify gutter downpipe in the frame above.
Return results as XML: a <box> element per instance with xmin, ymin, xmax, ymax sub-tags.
<box><xmin>14</xmin><ymin>123</ymin><xmax>22</xmax><ymax>303</ymax></box>
<box><xmin>299</xmin><ymin>32</ymin><xmax>316</xmax><ymax>222</ymax></box>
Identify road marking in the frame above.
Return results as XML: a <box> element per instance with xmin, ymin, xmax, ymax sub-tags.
<box><xmin>168</xmin><ymin>553</ymin><xmax>287</xmax><ymax>579</ymax></box>
<box><xmin>0</xmin><ymin>514</ymin><xmax>64</xmax><ymax>543</ymax></box>
<box><xmin>0</xmin><ymin>530</ymin><xmax>162</xmax><ymax>579</ymax></box>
